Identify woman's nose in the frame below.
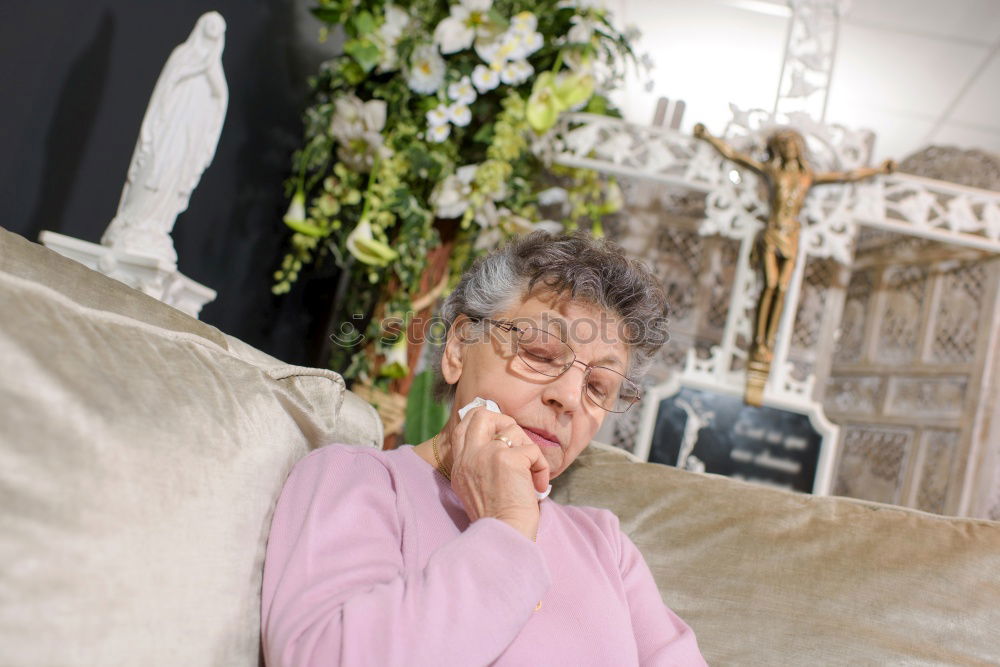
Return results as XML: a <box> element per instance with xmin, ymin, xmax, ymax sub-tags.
<box><xmin>541</xmin><ymin>363</ymin><xmax>584</xmax><ymax>412</ymax></box>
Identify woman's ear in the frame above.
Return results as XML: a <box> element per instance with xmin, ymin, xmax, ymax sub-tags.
<box><xmin>440</xmin><ymin>315</ymin><xmax>470</xmax><ymax>385</ymax></box>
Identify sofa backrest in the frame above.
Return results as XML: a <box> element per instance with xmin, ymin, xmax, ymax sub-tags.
<box><xmin>551</xmin><ymin>442</ymin><xmax>1000</xmax><ymax>665</ymax></box>
<box><xmin>0</xmin><ymin>227</ymin><xmax>381</xmax><ymax>665</ymax></box>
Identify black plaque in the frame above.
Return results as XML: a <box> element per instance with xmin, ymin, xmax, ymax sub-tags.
<box><xmin>649</xmin><ymin>386</ymin><xmax>823</xmax><ymax>493</ymax></box>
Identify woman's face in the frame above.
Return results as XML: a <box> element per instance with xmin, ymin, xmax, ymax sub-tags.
<box><xmin>443</xmin><ymin>291</ymin><xmax>630</xmax><ymax>478</ymax></box>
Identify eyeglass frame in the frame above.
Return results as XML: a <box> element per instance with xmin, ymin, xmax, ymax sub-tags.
<box><xmin>471</xmin><ymin>317</ymin><xmax>642</xmax><ymax>414</ymax></box>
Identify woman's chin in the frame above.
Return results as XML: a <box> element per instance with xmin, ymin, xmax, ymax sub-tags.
<box><xmin>543</xmin><ymin>449</ymin><xmax>565</xmax><ymax>479</ymax></box>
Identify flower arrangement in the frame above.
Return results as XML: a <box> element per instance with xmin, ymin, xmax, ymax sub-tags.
<box><xmin>274</xmin><ymin>0</ymin><xmax>645</xmax><ymax>386</ymax></box>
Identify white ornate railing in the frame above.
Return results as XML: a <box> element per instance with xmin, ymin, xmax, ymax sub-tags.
<box><xmin>549</xmin><ymin>113</ymin><xmax>1000</xmax><ymax>255</ymax></box>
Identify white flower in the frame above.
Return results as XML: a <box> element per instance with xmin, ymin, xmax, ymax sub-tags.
<box><xmin>433</xmin><ymin>0</ymin><xmax>495</xmax><ymax>54</ymax></box>
<box><xmin>431</xmin><ymin>171</ymin><xmax>472</xmax><ymax>218</ymax></box>
<box><xmin>330</xmin><ymin>94</ymin><xmax>386</xmax><ymax>142</ymax></box>
<box><xmin>473</xmin><ymin>199</ymin><xmax>500</xmax><ymax>228</ymax></box>
<box><xmin>329</xmin><ymin>94</ymin><xmax>389</xmax><ymax>171</ymax></box>
<box><xmin>381</xmin><ymin>5</ymin><xmax>410</xmax><ymax>44</ymax></box>
<box><xmin>431</xmin><ymin>163</ymin><xmax>514</xmax><ymax>226</ymax></box>
<box><xmin>346</xmin><ymin>218</ymin><xmax>398</xmax><ymax>266</ymax></box>
<box><xmin>476</xmin><ymin>21</ymin><xmax>542</xmax><ymax>68</ymax></box>
<box><xmin>520</xmin><ymin>31</ymin><xmax>543</xmax><ymax>57</ymax></box>
<box><xmin>478</xmin><ymin>30</ymin><xmax>523</xmax><ymax>65</ymax></box>
<box><xmin>510</xmin><ymin>11</ymin><xmax>537</xmax><ymax>34</ymax></box>
<box><xmin>375</xmin><ymin>5</ymin><xmax>411</xmax><ymax>71</ymax></box>
<box><xmin>406</xmin><ymin>44</ymin><xmax>446</xmax><ymax>94</ymax></box>
<box><xmin>564</xmin><ymin>50</ymin><xmax>613</xmax><ymax>89</ymax></box>
<box><xmin>471</xmin><ymin>64</ymin><xmax>500</xmax><ymax>92</ymax></box>
<box><xmin>474</xmin><ymin>206</ymin><xmax>547</xmax><ymax>250</ymax></box>
<box><xmin>283</xmin><ymin>189</ymin><xmax>307</xmax><ymax>226</ymax></box>
<box><xmin>567</xmin><ymin>15</ymin><xmax>597</xmax><ymax>44</ymax></box>
<box><xmin>500</xmin><ymin>60</ymin><xmax>533</xmax><ymax>86</ymax></box>
<box><xmin>499</xmin><ymin>61</ymin><xmax>519</xmax><ymax>85</ymax></box>
<box><xmin>475</xmin><ymin>38</ymin><xmax>500</xmax><ymax>66</ymax></box>
<box><xmin>537</xmin><ymin>186</ymin><xmax>569</xmax><ymax>206</ymax></box>
<box><xmin>426</xmin><ymin>104</ymin><xmax>450</xmax><ymax>127</ymax></box>
<box><xmin>455</xmin><ymin>164</ymin><xmax>479</xmax><ymax>184</ymax></box>
<box><xmin>447</xmin><ymin>103</ymin><xmax>472</xmax><ymax>127</ymax></box>
<box><xmin>447</xmin><ymin>76</ymin><xmax>477</xmax><ymax>105</ymax></box>
<box><xmin>428</xmin><ymin>123</ymin><xmax>451</xmax><ymax>143</ymax></box>
<box><xmin>379</xmin><ymin>335</ymin><xmax>409</xmax><ymax>379</ymax></box>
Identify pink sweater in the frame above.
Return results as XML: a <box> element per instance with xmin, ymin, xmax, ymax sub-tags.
<box><xmin>261</xmin><ymin>444</ymin><xmax>705</xmax><ymax>666</ymax></box>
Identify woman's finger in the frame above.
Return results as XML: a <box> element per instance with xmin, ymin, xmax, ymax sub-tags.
<box><xmin>493</xmin><ymin>424</ymin><xmax>550</xmax><ymax>494</ymax></box>
<box><xmin>461</xmin><ymin>407</ymin><xmax>516</xmax><ymax>452</ymax></box>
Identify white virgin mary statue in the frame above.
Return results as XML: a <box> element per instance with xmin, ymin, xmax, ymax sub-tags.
<box><xmin>102</xmin><ymin>12</ymin><xmax>228</xmax><ymax>264</ymax></box>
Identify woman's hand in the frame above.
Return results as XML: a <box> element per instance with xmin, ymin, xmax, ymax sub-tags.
<box><xmin>444</xmin><ymin>407</ymin><xmax>550</xmax><ymax>541</ymax></box>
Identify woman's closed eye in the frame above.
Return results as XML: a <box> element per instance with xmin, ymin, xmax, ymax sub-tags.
<box><xmin>587</xmin><ymin>379</ymin><xmax>612</xmax><ymax>400</ymax></box>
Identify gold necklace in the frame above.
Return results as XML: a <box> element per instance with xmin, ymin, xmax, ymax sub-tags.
<box><xmin>431</xmin><ymin>432</ymin><xmax>450</xmax><ymax>481</ymax></box>
<box><xmin>430</xmin><ymin>432</ymin><xmax>541</xmax><ymax>612</ymax></box>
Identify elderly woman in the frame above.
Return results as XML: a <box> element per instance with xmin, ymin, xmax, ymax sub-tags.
<box><xmin>261</xmin><ymin>232</ymin><xmax>706</xmax><ymax>665</ymax></box>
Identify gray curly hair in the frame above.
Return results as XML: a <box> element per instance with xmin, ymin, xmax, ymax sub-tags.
<box><xmin>433</xmin><ymin>231</ymin><xmax>668</xmax><ymax>400</ymax></box>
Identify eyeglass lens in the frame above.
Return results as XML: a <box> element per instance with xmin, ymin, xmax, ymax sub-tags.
<box><xmin>513</xmin><ymin>326</ymin><xmax>639</xmax><ymax>413</ymax></box>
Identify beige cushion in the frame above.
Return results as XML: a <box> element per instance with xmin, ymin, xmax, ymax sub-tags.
<box><xmin>0</xmin><ymin>230</ymin><xmax>381</xmax><ymax>666</ymax></box>
<box><xmin>552</xmin><ymin>443</ymin><xmax>1000</xmax><ymax>665</ymax></box>
<box><xmin>0</xmin><ymin>225</ymin><xmax>228</xmax><ymax>349</ymax></box>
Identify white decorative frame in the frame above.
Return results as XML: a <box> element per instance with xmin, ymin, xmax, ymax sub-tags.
<box><xmin>633</xmin><ymin>373</ymin><xmax>839</xmax><ymax>496</ymax></box>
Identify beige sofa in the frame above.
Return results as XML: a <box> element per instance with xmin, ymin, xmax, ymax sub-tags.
<box><xmin>2</xmin><ymin>225</ymin><xmax>998</xmax><ymax>666</ymax></box>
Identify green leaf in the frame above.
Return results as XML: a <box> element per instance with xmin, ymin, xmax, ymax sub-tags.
<box><xmin>487</xmin><ymin>8</ymin><xmax>510</xmax><ymax>28</ymax></box>
<box><xmin>584</xmin><ymin>94</ymin><xmax>610</xmax><ymax>115</ymax></box>
<box><xmin>351</xmin><ymin>10</ymin><xmax>376</xmax><ymax>36</ymax></box>
<box><xmin>344</xmin><ymin>38</ymin><xmax>381</xmax><ymax>73</ymax></box>
<box><xmin>310</xmin><ymin>7</ymin><xmax>345</xmax><ymax>24</ymax></box>
<box><xmin>403</xmin><ymin>370</ymin><xmax>450</xmax><ymax>445</ymax></box>
<box><xmin>472</xmin><ymin>122</ymin><xmax>495</xmax><ymax>144</ymax></box>
<box><xmin>342</xmin><ymin>61</ymin><xmax>366</xmax><ymax>85</ymax></box>
<box><xmin>284</xmin><ymin>218</ymin><xmax>325</xmax><ymax>237</ymax></box>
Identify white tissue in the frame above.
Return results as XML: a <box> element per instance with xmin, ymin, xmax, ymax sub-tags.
<box><xmin>457</xmin><ymin>396</ymin><xmax>552</xmax><ymax>501</ymax></box>
<box><xmin>458</xmin><ymin>396</ymin><xmax>500</xmax><ymax>419</ymax></box>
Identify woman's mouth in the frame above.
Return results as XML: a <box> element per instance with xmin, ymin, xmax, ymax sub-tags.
<box><xmin>522</xmin><ymin>428</ymin><xmax>561</xmax><ymax>448</ymax></box>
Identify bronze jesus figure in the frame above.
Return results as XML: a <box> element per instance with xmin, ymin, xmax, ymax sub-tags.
<box><xmin>693</xmin><ymin>123</ymin><xmax>895</xmax><ymax>405</ymax></box>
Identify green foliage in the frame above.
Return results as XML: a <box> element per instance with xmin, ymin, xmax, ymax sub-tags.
<box><xmin>403</xmin><ymin>369</ymin><xmax>450</xmax><ymax>445</ymax></box>
<box><xmin>275</xmin><ymin>0</ymin><xmax>644</xmax><ymax>385</ymax></box>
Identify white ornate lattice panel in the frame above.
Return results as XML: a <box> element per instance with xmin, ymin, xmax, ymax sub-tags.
<box><xmin>884</xmin><ymin>376</ymin><xmax>967</xmax><ymax>420</ymax></box>
<box><xmin>834</xmin><ymin>269</ymin><xmax>874</xmax><ymax>364</ymax></box>
<box><xmin>929</xmin><ymin>261</ymin><xmax>985</xmax><ymax>364</ymax></box>
<box><xmin>875</xmin><ymin>265</ymin><xmax>928</xmax><ymax>365</ymax></box>
<box><xmin>826</xmin><ymin>248</ymin><xmax>998</xmax><ymax>516</ymax></box>
<box><xmin>824</xmin><ymin>375</ymin><xmax>882</xmax><ymax>416</ymax></box>
<box><xmin>833</xmin><ymin>425</ymin><xmax>914</xmax><ymax>505</ymax></box>
<box><xmin>916</xmin><ymin>430</ymin><xmax>958</xmax><ymax>515</ymax></box>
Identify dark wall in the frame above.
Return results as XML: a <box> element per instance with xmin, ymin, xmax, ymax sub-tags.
<box><xmin>0</xmin><ymin>1</ymin><xmax>340</xmax><ymax>366</ymax></box>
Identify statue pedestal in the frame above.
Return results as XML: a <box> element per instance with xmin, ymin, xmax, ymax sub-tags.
<box><xmin>39</xmin><ymin>231</ymin><xmax>216</xmax><ymax>319</ymax></box>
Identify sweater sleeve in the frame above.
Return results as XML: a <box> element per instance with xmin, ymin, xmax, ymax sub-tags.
<box><xmin>261</xmin><ymin>446</ymin><xmax>551</xmax><ymax>666</ymax></box>
<box><xmin>617</xmin><ymin>523</ymin><xmax>707</xmax><ymax>666</ymax></box>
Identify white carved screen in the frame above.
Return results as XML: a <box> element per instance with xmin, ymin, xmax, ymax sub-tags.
<box><xmin>824</xmin><ymin>223</ymin><xmax>1000</xmax><ymax>517</ymax></box>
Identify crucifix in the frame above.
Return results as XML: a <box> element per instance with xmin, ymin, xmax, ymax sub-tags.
<box><xmin>692</xmin><ymin>123</ymin><xmax>895</xmax><ymax>405</ymax></box>
<box><xmin>546</xmin><ymin>0</ymin><xmax>1000</xmax><ymax>497</ymax></box>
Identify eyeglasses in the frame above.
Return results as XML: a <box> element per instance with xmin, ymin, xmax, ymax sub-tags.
<box><xmin>476</xmin><ymin>318</ymin><xmax>642</xmax><ymax>414</ymax></box>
